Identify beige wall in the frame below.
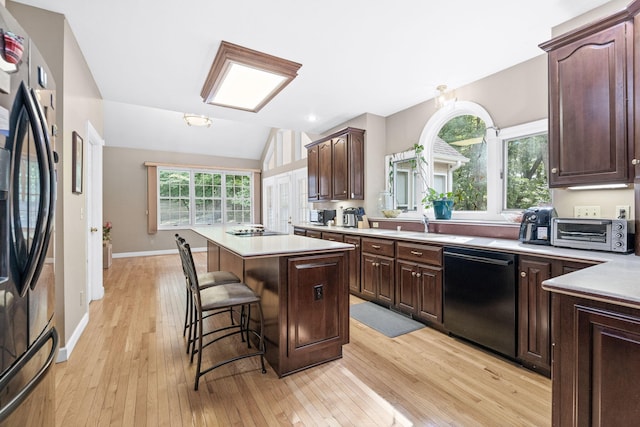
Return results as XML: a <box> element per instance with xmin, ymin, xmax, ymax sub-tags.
<box><xmin>103</xmin><ymin>146</ymin><xmax>261</xmax><ymax>253</ymax></box>
<box><xmin>8</xmin><ymin>1</ymin><xmax>104</xmax><ymax>351</ymax></box>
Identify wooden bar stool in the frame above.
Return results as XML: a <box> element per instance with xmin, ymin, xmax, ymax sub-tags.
<box><xmin>176</xmin><ymin>236</ymin><xmax>266</xmax><ymax>390</ymax></box>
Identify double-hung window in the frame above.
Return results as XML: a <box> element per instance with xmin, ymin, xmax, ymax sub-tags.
<box><xmin>157</xmin><ymin>167</ymin><xmax>253</xmax><ymax>228</ymax></box>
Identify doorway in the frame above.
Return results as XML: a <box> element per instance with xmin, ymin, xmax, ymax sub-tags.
<box><xmin>85</xmin><ymin>122</ymin><xmax>104</xmax><ymax>302</ymax></box>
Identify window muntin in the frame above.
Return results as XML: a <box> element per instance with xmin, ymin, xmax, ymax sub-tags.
<box><xmin>158</xmin><ymin>168</ymin><xmax>253</xmax><ymax>228</ymax></box>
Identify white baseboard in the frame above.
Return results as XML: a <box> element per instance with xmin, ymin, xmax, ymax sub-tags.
<box><xmin>56</xmin><ymin>311</ymin><xmax>89</xmax><ymax>363</ymax></box>
<box><xmin>113</xmin><ymin>247</ymin><xmax>206</xmax><ymax>259</ymax></box>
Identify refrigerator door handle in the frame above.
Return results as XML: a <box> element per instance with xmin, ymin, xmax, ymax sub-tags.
<box><xmin>0</xmin><ymin>327</ymin><xmax>58</xmax><ymax>422</ymax></box>
<box><xmin>27</xmin><ymin>87</ymin><xmax>55</xmax><ymax>291</ymax></box>
<box><xmin>8</xmin><ymin>82</ymin><xmax>52</xmax><ymax>296</ymax></box>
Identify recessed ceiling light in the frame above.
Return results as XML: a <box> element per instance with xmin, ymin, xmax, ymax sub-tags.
<box><xmin>183</xmin><ymin>114</ymin><xmax>212</xmax><ymax>127</ymax></box>
<box><xmin>201</xmin><ymin>41</ymin><xmax>302</xmax><ymax>113</ymax></box>
<box><xmin>307</xmin><ymin>114</ymin><xmax>317</xmax><ymax>122</ymax></box>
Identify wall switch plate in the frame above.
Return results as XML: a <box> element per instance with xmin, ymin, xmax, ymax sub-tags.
<box><xmin>574</xmin><ymin>205</ymin><xmax>601</xmax><ymax>218</ymax></box>
<box><xmin>615</xmin><ymin>205</ymin><xmax>630</xmax><ymax>219</ymax></box>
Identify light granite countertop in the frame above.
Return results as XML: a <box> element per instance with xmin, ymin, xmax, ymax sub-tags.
<box><xmin>192</xmin><ymin>226</ymin><xmax>353</xmax><ymax>258</ymax></box>
<box><xmin>297</xmin><ymin>223</ymin><xmax>640</xmax><ymax>309</ymax></box>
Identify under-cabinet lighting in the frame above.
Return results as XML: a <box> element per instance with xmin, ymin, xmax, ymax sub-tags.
<box><xmin>201</xmin><ymin>41</ymin><xmax>302</xmax><ymax>113</ymax></box>
<box><xmin>566</xmin><ymin>183</ymin><xmax>629</xmax><ymax>190</ymax></box>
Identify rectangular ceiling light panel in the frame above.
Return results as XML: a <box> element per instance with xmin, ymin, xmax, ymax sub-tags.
<box><xmin>201</xmin><ymin>41</ymin><xmax>302</xmax><ymax>113</ymax></box>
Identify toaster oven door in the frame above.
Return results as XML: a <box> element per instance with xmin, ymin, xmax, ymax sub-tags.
<box><xmin>552</xmin><ymin>220</ymin><xmax>610</xmax><ymax>250</ymax></box>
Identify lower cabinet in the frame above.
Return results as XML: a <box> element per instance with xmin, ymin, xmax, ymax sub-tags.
<box><xmin>344</xmin><ymin>236</ymin><xmax>361</xmax><ymax>295</ymax></box>
<box><xmin>518</xmin><ymin>256</ymin><xmax>594</xmax><ymax>376</ymax></box>
<box><xmin>551</xmin><ymin>294</ymin><xmax>640</xmax><ymax>426</ymax></box>
<box><xmin>395</xmin><ymin>242</ymin><xmax>443</xmax><ymax>325</ymax></box>
<box><xmin>293</xmin><ymin>227</ymin><xmax>307</xmax><ymax>236</ymax></box>
<box><xmin>361</xmin><ymin>238</ymin><xmax>395</xmax><ymax>305</ymax></box>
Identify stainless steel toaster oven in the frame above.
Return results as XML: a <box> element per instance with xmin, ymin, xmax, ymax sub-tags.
<box><xmin>551</xmin><ymin>218</ymin><xmax>634</xmax><ymax>253</ymax></box>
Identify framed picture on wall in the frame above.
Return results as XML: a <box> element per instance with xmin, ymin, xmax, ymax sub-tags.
<box><xmin>72</xmin><ymin>131</ymin><xmax>83</xmax><ymax>194</ymax></box>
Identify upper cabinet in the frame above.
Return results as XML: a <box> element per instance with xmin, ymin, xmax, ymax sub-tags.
<box><xmin>306</xmin><ymin>127</ymin><xmax>365</xmax><ymax>201</ymax></box>
<box><xmin>540</xmin><ymin>3</ymin><xmax>640</xmax><ymax>187</ymax></box>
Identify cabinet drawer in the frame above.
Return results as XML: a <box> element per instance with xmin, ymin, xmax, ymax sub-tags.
<box><xmin>361</xmin><ymin>238</ymin><xmax>394</xmax><ymax>257</ymax></box>
<box><xmin>396</xmin><ymin>242</ymin><xmax>442</xmax><ymax>266</ymax></box>
<box><xmin>322</xmin><ymin>232</ymin><xmax>344</xmax><ymax>242</ymax></box>
<box><xmin>306</xmin><ymin>230</ymin><xmax>322</xmax><ymax>239</ymax></box>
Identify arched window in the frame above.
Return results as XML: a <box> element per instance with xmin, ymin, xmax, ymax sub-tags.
<box><xmin>418</xmin><ymin>101</ymin><xmax>500</xmax><ymax>219</ymax></box>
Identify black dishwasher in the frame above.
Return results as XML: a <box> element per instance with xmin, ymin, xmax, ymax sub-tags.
<box><xmin>443</xmin><ymin>247</ymin><xmax>517</xmax><ymax>359</ymax></box>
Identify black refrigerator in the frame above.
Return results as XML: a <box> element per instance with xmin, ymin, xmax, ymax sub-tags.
<box><xmin>0</xmin><ymin>5</ymin><xmax>58</xmax><ymax>425</ymax></box>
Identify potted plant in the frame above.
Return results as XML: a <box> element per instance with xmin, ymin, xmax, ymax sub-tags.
<box><xmin>423</xmin><ymin>187</ymin><xmax>455</xmax><ymax>220</ymax></box>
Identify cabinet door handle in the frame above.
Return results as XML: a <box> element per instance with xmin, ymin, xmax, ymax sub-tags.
<box><xmin>354</xmin><ymin>244</ymin><xmax>359</xmax><ymax>248</ymax></box>
<box><xmin>551</xmin><ymin>167</ymin><xmax>558</xmax><ymax>174</ymax></box>
<box><xmin>328</xmin><ymin>238</ymin><xmax>335</xmax><ymax>241</ymax></box>
<box><xmin>633</xmin><ymin>159</ymin><xmax>639</xmax><ymax>165</ymax></box>
<box><xmin>410</xmin><ymin>250</ymin><xmax>423</xmax><ymax>256</ymax></box>
<box><xmin>371</xmin><ymin>245</ymin><xmax>381</xmax><ymax>249</ymax></box>
<box><xmin>520</xmin><ymin>271</ymin><xmax>527</xmax><ymax>278</ymax></box>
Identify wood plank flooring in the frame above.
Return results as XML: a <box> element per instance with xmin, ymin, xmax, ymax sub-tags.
<box><xmin>54</xmin><ymin>253</ymin><xmax>551</xmax><ymax>426</ymax></box>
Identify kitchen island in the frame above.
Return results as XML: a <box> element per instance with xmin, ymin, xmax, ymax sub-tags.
<box><xmin>192</xmin><ymin>227</ymin><xmax>354</xmax><ymax>377</ymax></box>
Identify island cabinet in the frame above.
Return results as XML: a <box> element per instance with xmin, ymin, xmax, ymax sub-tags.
<box><xmin>518</xmin><ymin>256</ymin><xmax>595</xmax><ymax>376</ymax></box>
<box><xmin>395</xmin><ymin>242</ymin><xmax>443</xmax><ymax>325</ymax></box>
<box><xmin>196</xmin><ymin>229</ymin><xmax>352</xmax><ymax>378</ymax></box>
<box><xmin>306</xmin><ymin>127</ymin><xmax>365</xmax><ymax>201</ymax></box>
<box><xmin>343</xmin><ymin>235</ymin><xmax>361</xmax><ymax>295</ymax></box>
<box><xmin>540</xmin><ymin>5</ymin><xmax>640</xmax><ymax>188</ymax></box>
<box><xmin>551</xmin><ymin>294</ymin><xmax>640</xmax><ymax>426</ymax></box>
<box><xmin>361</xmin><ymin>238</ymin><xmax>395</xmax><ymax>305</ymax></box>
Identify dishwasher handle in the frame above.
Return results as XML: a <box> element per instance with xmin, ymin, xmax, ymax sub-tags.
<box><xmin>444</xmin><ymin>250</ymin><xmax>514</xmax><ymax>267</ymax></box>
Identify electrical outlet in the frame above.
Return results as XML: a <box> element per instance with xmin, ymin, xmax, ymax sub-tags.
<box><xmin>616</xmin><ymin>205</ymin><xmax>630</xmax><ymax>219</ymax></box>
<box><xmin>372</xmin><ymin>222</ymin><xmax>379</xmax><ymax>228</ymax></box>
<box><xmin>574</xmin><ymin>205</ymin><xmax>601</xmax><ymax>218</ymax></box>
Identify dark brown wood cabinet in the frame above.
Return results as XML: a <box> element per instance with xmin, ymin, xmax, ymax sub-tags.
<box><xmin>306</xmin><ymin>230</ymin><xmax>322</xmax><ymax>239</ymax></box>
<box><xmin>321</xmin><ymin>231</ymin><xmax>344</xmax><ymax>242</ymax></box>
<box><xmin>540</xmin><ymin>7</ymin><xmax>640</xmax><ymax>188</ymax></box>
<box><xmin>344</xmin><ymin>236</ymin><xmax>361</xmax><ymax>295</ymax></box>
<box><xmin>361</xmin><ymin>238</ymin><xmax>394</xmax><ymax>305</ymax></box>
<box><xmin>305</xmin><ymin>127</ymin><xmax>365</xmax><ymax>201</ymax></box>
<box><xmin>552</xmin><ymin>294</ymin><xmax>640</xmax><ymax>426</ymax></box>
<box><xmin>287</xmin><ymin>254</ymin><xmax>349</xmax><ymax>358</ymax></box>
<box><xmin>518</xmin><ymin>256</ymin><xmax>595</xmax><ymax>376</ymax></box>
<box><xmin>293</xmin><ymin>227</ymin><xmax>307</xmax><ymax>236</ymax></box>
<box><xmin>395</xmin><ymin>242</ymin><xmax>443</xmax><ymax>324</ymax></box>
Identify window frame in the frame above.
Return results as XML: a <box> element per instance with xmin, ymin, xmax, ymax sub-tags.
<box><xmin>500</xmin><ymin>119</ymin><xmax>550</xmax><ymax>212</ymax></box>
<box><xmin>156</xmin><ymin>166</ymin><xmax>254</xmax><ymax>230</ymax></box>
<box><xmin>414</xmin><ymin>102</ymin><xmax>549</xmax><ymax>221</ymax></box>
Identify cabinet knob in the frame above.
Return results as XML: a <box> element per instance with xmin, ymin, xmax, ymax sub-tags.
<box><xmin>410</xmin><ymin>251</ymin><xmax>423</xmax><ymax>256</ymax></box>
<box><xmin>633</xmin><ymin>159</ymin><xmax>639</xmax><ymax>165</ymax></box>
<box><xmin>551</xmin><ymin>168</ymin><xmax>558</xmax><ymax>174</ymax></box>
<box><xmin>520</xmin><ymin>271</ymin><xmax>527</xmax><ymax>278</ymax></box>
<box><xmin>411</xmin><ymin>271</ymin><xmax>416</xmax><ymax>277</ymax></box>
<box><xmin>416</xmin><ymin>273</ymin><xmax>421</xmax><ymax>278</ymax></box>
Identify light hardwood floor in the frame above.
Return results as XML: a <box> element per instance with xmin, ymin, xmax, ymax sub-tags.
<box><xmin>54</xmin><ymin>253</ymin><xmax>551</xmax><ymax>426</ymax></box>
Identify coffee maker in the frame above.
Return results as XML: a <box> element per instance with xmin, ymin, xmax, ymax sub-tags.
<box><xmin>519</xmin><ymin>206</ymin><xmax>557</xmax><ymax>245</ymax></box>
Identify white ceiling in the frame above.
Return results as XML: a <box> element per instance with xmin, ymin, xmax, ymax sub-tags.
<box><xmin>13</xmin><ymin>0</ymin><xmax>613</xmax><ymax>160</ymax></box>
